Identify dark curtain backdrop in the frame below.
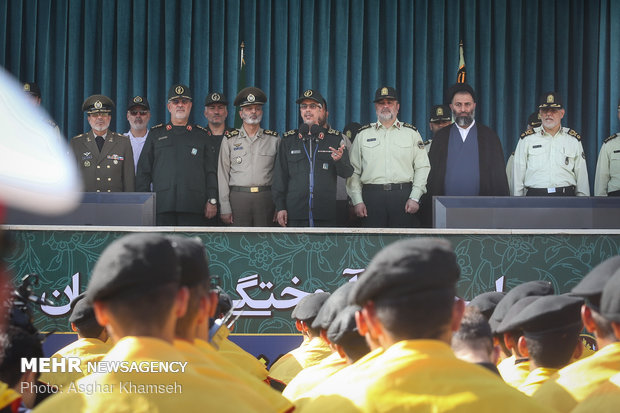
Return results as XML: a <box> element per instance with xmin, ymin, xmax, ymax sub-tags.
<box><xmin>1</xmin><ymin>0</ymin><xmax>618</xmax><ymax>184</ymax></box>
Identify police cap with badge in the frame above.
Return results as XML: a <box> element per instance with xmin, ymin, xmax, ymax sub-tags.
<box><xmin>168</xmin><ymin>83</ymin><xmax>193</xmax><ymax>101</ymax></box>
<box><xmin>82</xmin><ymin>94</ymin><xmax>115</xmax><ymax>115</ymax></box>
<box><xmin>23</xmin><ymin>82</ymin><xmax>41</xmax><ymax>98</ymax></box>
<box><xmin>373</xmin><ymin>86</ymin><xmax>398</xmax><ymax>102</ymax></box>
<box><xmin>234</xmin><ymin>87</ymin><xmax>267</xmax><ymax>107</ymax></box>
<box><xmin>429</xmin><ymin>104</ymin><xmax>452</xmax><ymax>123</ymax></box>
<box><xmin>291</xmin><ymin>291</ymin><xmax>331</xmax><ymax>322</ymax></box>
<box><xmin>127</xmin><ymin>95</ymin><xmax>150</xmax><ymax>111</ymax></box>
<box><xmin>296</xmin><ymin>89</ymin><xmax>327</xmax><ymax>108</ymax></box>
<box><xmin>538</xmin><ymin>92</ymin><xmax>564</xmax><ymax>110</ymax></box>
<box><xmin>205</xmin><ymin>92</ymin><xmax>228</xmax><ymax>106</ymax></box>
<box><xmin>527</xmin><ymin>111</ymin><xmax>542</xmax><ymax>128</ymax></box>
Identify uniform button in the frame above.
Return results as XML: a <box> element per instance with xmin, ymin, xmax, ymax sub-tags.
<box><xmin>96</xmin><ymin>190</ymin><xmax>100</xmax><ymax>192</ymax></box>
<box><xmin>108</xmin><ymin>178</ymin><xmax>111</xmax><ymax>181</ymax></box>
<box><xmin>97</xmin><ymin>165</ymin><xmax>101</xmax><ymax>169</ymax></box>
<box><xmin>107</xmin><ymin>165</ymin><xmax>110</xmax><ymax>168</ymax></box>
<box><xmin>96</xmin><ymin>177</ymin><xmax>100</xmax><ymax>181</ymax></box>
<box><xmin>107</xmin><ymin>190</ymin><xmax>111</xmax><ymax>192</ymax></box>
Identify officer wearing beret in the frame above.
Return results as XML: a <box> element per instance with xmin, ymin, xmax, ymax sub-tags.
<box><xmin>513</xmin><ymin>92</ymin><xmax>590</xmax><ymax>196</ymax></box>
<box><xmin>217</xmin><ymin>86</ymin><xmax>280</xmax><ymax>226</ymax></box>
<box><xmin>69</xmin><ymin>95</ymin><xmax>135</xmax><ymax>193</ymax></box>
<box><xmin>346</xmin><ymin>86</ymin><xmax>430</xmax><ymax>228</ymax></box>
<box><xmin>203</xmin><ymin>92</ymin><xmax>235</xmax><ymax>158</ymax></box>
<box><xmin>299</xmin><ymin>238</ymin><xmax>549</xmax><ymax>412</ymax></box>
<box><xmin>123</xmin><ymin>95</ymin><xmax>151</xmax><ymax>173</ymax></box>
<box><xmin>136</xmin><ymin>84</ymin><xmax>219</xmax><ymax>226</ymax></box>
<box><xmin>594</xmin><ymin>99</ymin><xmax>620</xmax><ymax>196</ymax></box>
<box><xmin>273</xmin><ymin>89</ymin><xmax>353</xmax><ymax>227</ymax></box>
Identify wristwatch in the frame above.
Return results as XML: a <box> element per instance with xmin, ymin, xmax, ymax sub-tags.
<box><xmin>208</xmin><ymin>198</ymin><xmax>217</xmax><ymax>205</ymax></box>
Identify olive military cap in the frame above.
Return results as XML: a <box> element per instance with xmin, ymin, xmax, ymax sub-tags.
<box><xmin>82</xmin><ymin>94</ymin><xmax>115</xmax><ymax>114</ymax></box>
<box><xmin>234</xmin><ymin>87</ymin><xmax>267</xmax><ymax>107</ymax></box>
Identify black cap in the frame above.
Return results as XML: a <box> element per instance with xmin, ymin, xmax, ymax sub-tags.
<box><xmin>82</xmin><ymin>94</ymin><xmax>115</xmax><ymax>114</ymax></box>
<box><xmin>86</xmin><ymin>234</ymin><xmax>180</xmax><ymax>303</ymax></box>
<box><xmin>468</xmin><ymin>291</ymin><xmax>505</xmax><ymax>320</ymax></box>
<box><xmin>527</xmin><ymin>111</ymin><xmax>542</xmax><ymax>128</ymax></box>
<box><xmin>167</xmin><ymin>84</ymin><xmax>192</xmax><ymax>101</ymax></box>
<box><xmin>127</xmin><ymin>95</ymin><xmax>150</xmax><ymax>111</ymax></box>
<box><xmin>312</xmin><ymin>282</ymin><xmax>356</xmax><ymax>330</ymax></box>
<box><xmin>350</xmin><ymin>238</ymin><xmax>460</xmax><ymax>306</ymax></box>
<box><xmin>600</xmin><ymin>268</ymin><xmax>620</xmax><ymax>322</ymax></box>
<box><xmin>445</xmin><ymin>83</ymin><xmax>476</xmax><ymax>103</ymax></box>
<box><xmin>373</xmin><ymin>86</ymin><xmax>398</xmax><ymax>102</ymax></box>
<box><xmin>495</xmin><ymin>296</ymin><xmax>541</xmax><ymax>334</ymax></box>
<box><xmin>571</xmin><ymin>256</ymin><xmax>620</xmax><ymax>310</ymax></box>
<box><xmin>429</xmin><ymin>104</ymin><xmax>452</xmax><ymax>123</ymax></box>
<box><xmin>234</xmin><ymin>87</ymin><xmax>267</xmax><ymax>107</ymax></box>
<box><xmin>205</xmin><ymin>92</ymin><xmax>228</xmax><ymax>106</ymax></box>
<box><xmin>488</xmin><ymin>280</ymin><xmax>554</xmax><ymax>332</ymax></box>
<box><xmin>500</xmin><ymin>295</ymin><xmax>584</xmax><ymax>336</ymax></box>
<box><xmin>23</xmin><ymin>82</ymin><xmax>41</xmax><ymax>98</ymax></box>
<box><xmin>69</xmin><ymin>292</ymin><xmax>104</xmax><ymax>335</ymax></box>
<box><xmin>326</xmin><ymin>305</ymin><xmax>361</xmax><ymax>344</ymax></box>
<box><xmin>343</xmin><ymin>122</ymin><xmax>362</xmax><ymax>142</ymax></box>
<box><xmin>538</xmin><ymin>92</ymin><xmax>564</xmax><ymax>110</ymax></box>
<box><xmin>296</xmin><ymin>89</ymin><xmax>327</xmax><ymax>108</ymax></box>
<box><xmin>291</xmin><ymin>292</ymin><xmax>331</xmax><ymax>321</ymax></box>
<box><xmin>167</xmin><ymin>236</ymin><xmax>209</xmax><ymax>287</ymax></box>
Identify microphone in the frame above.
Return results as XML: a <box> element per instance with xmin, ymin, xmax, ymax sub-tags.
<box><xmin>309</xmin><ymin>124</ymin><xmax>322</xmax><ymax>140</ymax></box>
<box><xmin>299</xmin><ymin>123</ymin><xmax>310</xmax><ymax>140</ymax></box>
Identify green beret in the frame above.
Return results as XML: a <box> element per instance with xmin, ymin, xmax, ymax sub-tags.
<box><xmin>69</xmin><ymin>291</ymin><xmax>104</xmax><ymax>336</ymax></box>
<box><xmin>571</xmin><ymin>256</ymin><xmax>620</xmax><ymax>311</ymax></box>
<box><xmin>167</xmin><ymin>235</ymin><xmax>210</xmax><ymax>287</ymax></box>
<box><xmin>291</xmin><ymin>292</ymin><xmax>330</xmax><ymax>322</ymax></box>
<box><xmin>488</xmin><ymin>281</ymin><xmax>554</xmax><ymax>333</ymax></box>
<box><xmin>311</xmin><ymin>282</ymin><xmax>355</xmax><ymax>330</ymax></box>
<box><xmin>327</xmin><ymin>305</ymin><xmax>361</xmax><ymax>345</ymax></box>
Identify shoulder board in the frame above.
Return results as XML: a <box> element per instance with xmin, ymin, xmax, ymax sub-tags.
<box><xmin>403</xmin><ymin>123</ymin><xmax>418</xmax><ymax>131</ymax></box>
<box><xmin>225</xmin><ymin>129</ymin><xmax>240</xmax><ymax>139</ymax></box>
<box><xmin>519</xmin><ymin>129</ymin><xmax>535</xmax><ymax>139</ymax></box>
<box><xmin>195</xmin><ymin>125</ymin><xmax>208</xmax><ymax>132</ymax></box>
<box><xmin>604</xmin><ymin>134</ymin><xmax>618</xmax><ymax>144</ymax></box>
<box><xmin>327</xmin><ymin>128</ymin><xmax>341</xmax><ymax>135</ymax></box>
<box><xmin>72</xmin><ymin>133</ymin><xmax>85</xmax><ymax>139</ymax></box>
<box><xmin>263</xmin><ymin>129</ymin><xmax>279</xmax><ymax>137</ymax></box>
<box><xmin>357</xmin><ymin>124</ymin><xmax>372</xmax><ymax>132</ymax></box>
<box><xmin>423</xmin><ymin>139</ymin><xmax>432</xmax><ymax>146</ymax></box>
<box><xmin>151</xmin><ymin>123</ymin><xmax>164</xmax><ymax>130</ymax></box>
<box><xmin>226</xmin><ymin>127</ymin><xmax>236</xmax><ymax>133</ymax></box>
<box><xmin>567</xmin><ymin>128</ymin><xmax>581</xmax><ymax>141</ymax></box>
<box><xmin>283</xmin><ymin>129</ymin><xmax>297</xmax><ymax>137</ymax></box>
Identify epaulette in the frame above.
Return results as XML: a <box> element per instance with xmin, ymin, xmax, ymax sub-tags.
<box><xmin>72</xmin><ymin>133</ymin><xmax>85</xmax><ymax>139</ymax></box>
<box><xmin>327</xmin><ymin>128</ymin><xmax>341</xmax><ymax>135</ymax></box>
<box><xmin>604</xmin><ymin>134</ymin><xmax>618</xmax><ymax>144</ymax></box>
<box><xmin>357</xmin><ymin>124</ymin><xmax>372</xmax><ymax>132</ymax></box>
<box><xmin>520</xmin><ymin>129</ymin><xmax>535</xmax><ymax>139</ymax></box>
<box><xmin>263</xmin><ymin>129</ymin><xmax>279</xmax><ymax>137</ymax></box>
<box><xmin>195</xmin><ymin>125</ymin><xmax>208</xmax><ymax>133</ymax></box>
<box><xmin>403</xmin><ymin>122</ymin><xmax>418</xmax><ymax>131</ymax></box>
<box><xmin>567</xmin><ymin>128</ymin><xmax>581</xmax><ymax>141</ymax></box>
<box><xmin>225</xmin><ymin>129</ymin><xmax>240</xmax><ymax>139</ymax></box>
<box><xmin>283</xmin><ymin>129</ymin><xmax>297</xmax><ymax>137</ymax></box>
<box><xmin>424</xmin><ymin>139</ymin><xmax>432</xmax><ymax>146</ymax></box>
<box><xmin>151</xmin><ymin>123</ymin><xmax>164</xmax><ymax>130</ymax></box>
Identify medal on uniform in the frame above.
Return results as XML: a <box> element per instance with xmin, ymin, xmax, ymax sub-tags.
<box><xmin>114</xmin><ymin>160</ymin><xmax>118</xmax><ymax>165</ymax></box>
<box><xmin>565</xmin><ymin>157</ymin><xmax>569</xmax><ymax>165</ymax></box>
<box><xmin>191</xmin><ymin>148</ymin><xmax>198</xmax><ymax>155</ymax></box>
<box><xmin>84</xmin><ymin>161</ymin><xmax>90</xmax><ymax>167</ymax></box>
<box><xmin>235</xmin><ymin>156</ymin><xmax>242</xmax><ymax>164</ymax></box>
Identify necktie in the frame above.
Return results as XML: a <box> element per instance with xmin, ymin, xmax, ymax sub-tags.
<box><xmin>95</xmin><ymin>135</ymin><xmax>104</xmax><ymax>152</ymax></box>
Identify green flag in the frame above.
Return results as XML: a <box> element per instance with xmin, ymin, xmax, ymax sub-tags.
<box><xmin>457</xmin><ymin>40</ymin><xmax>466</xmax><ymax>83</ymax></box>
<box><xmin>234</xmin><ymin>41</ymin><xmax>246</xmax><ymax>128</ymax></box>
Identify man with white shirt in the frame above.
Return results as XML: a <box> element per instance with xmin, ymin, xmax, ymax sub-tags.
<box><xmin>422</xmin><ymin>83</ymin><xmax>509</xmax><ymax>225</ymax></box>
<box><xmin>124</xmin><ymin>95</ymin><xmax>151</xmax><ymax>173</ymax></box>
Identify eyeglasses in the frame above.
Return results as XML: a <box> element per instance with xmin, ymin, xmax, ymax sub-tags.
<box><xmin>129</xmin><ymin>110</ymin><xmax>149</xmax><ymax>116</ymax></box>
<box><xmin>171</xmin><ymin>98</ymin><xmax>190</xmax><ymax>105</ymax></box>
<box><xmin>300</xmin><ymin>103</ymin><xmax>321</xmax><ymax>110</ymax></box>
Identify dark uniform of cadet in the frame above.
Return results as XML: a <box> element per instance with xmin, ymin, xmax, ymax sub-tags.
<box><xmin>69</xmin><ymin>95</ymin><xmax>135</xmax><ymax>193</ymax></box>
<box><xmin>136</xmin><ymin>85</ymin><xmax>217</xmax><ymax>226</ymax></box>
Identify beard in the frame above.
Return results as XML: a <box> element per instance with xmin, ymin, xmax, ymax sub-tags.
<box><xmin>129</xmin><ymin>118</ymin><xmax>146</xmax><ymax>130</ymax></box>
<box><xmin>241</xmin><ymin>112</ymin><xmax>263</xmax><ymax>125</ymax></box>
<box><xmin>455</xmin><ymin>109</ymin><xmax>475</xmax><ymax>127</ymax></box>
<box><xmin>542</xmin><ymin>118</ymin><xmax>559</xmax><ymax>130</ymax></box>
<box><xmin>376</xmin><ymin>108</ymin><xmax>396</xmax><ymax>122</ymax></box>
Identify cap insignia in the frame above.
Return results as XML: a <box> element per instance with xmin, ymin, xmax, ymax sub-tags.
<box><xmin>437</xmin><ymin>107</ymin><xmax>443</xmax><ymax>116</ymax></box>
<box><xmin>247</xmin><ymin>93</ymin><xmax>255</xmax><ymax>102</ymax></box>
<box><xmin>94</xmin><ymin>100</ymin><xmax>103</xmax><ymax>109</ymax></box>
<box><xmin>212</xmin><ymin>93</ymin><xmax>220</xmax><ymax>101</ymax></box>
<box><xmin>381</xmin><ymin>87</ymin><xmax>388</xmax><ymax>96</ymax></box>
<box><xmin>547</xmin><ymin>94</ymin><xmax>554</xmax><ymax>103</ymax></box>
<box><xmin>134</xmin><ymin>96</ymin><xmax>142</xmax><ymax>103</ymax></box>
<box><xmin>24</xmin><ymin>84</ymin><xmax>30</xmax><ymax>92</ymax></box>
<box><xmin>175</xmin><ymin>86</ymin><xmax>184</xmax><ymax>95</ymax></box>
<box><xmin>304</xmin><ymin>90</ymin><xmax>312</xmax><ymax>97</ymax></box>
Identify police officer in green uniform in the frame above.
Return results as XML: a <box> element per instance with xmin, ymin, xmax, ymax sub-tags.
<box><xmin>346</xmin><ymin>86</ymin><xmax>430</xmax><ymax>228</ymax></box>
<box><xmin>272</xmin><ymin>89</ymin><xmax>353</xmax><ymax>227</ymax></box>
<box><xmin>594</xmin><ymin>99</ymin><xmax>620</xmax><ymax>196</ymax></box>
<box><xmin>70</xmin><ymin>95</ymin><xmax>135</xmax><ymax>193</ymax></box>
<box><xmin>136</xmin><ymin>84</ymin><xmax>218</xmax><ymax>226</ymax></box>
<box><xmin>513</xmin><ymin>92</ymin><xmax>590</xmax><ymax>196</ymax></box>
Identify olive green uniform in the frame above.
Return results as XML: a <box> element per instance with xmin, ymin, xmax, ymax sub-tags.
<box><xmin>594</xmin><ymin>133</ymin><xmax>620</xmax><ymax>196</ymax></box>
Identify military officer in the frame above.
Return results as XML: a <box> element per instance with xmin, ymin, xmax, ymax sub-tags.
<box><xmin>346</xmin><ymin>86</ymin><xmax>430</xmax><ymax>228</ymax></box>
<box><xmin>513</xmin><ymin>92</ymin><xmax>590</xmax><ymax>196</ymax></box>
<box><xmin>273</xmin><ymin>89</ymin><xmax>353</xmax><ymax>227</ymax></box>
<box><xmin>594</xmin><ymin>99</ymin><xmax>620</xmax><ymax>196</ymax></box>
<box><xmin>136</xmin><ymin>84</ymin><xmax>218</xmax><ymax>226</ymax></box>
<box><xmin>69</xmin><ymin>95</ymin><xmax>135</xmax><ymax>192</ymax></box>
<box><xmin>23</xmin><ymin>81</ymin><xmax>61</xmax><ymax>140</ymax></box>
<box><xmin>123</xmin><ymin>95</ymin><xmax>151</xmax><ymax>173</ymax></box>
<box><xmin>428</xmin><ymin>104</ymin><xmax>453</xmax><ymax>137</ymax></box>
<box><xmin>203</xmin><ymin>91</ymin><xmax>235</xmax><ymax>158</ymax></box>
<box><xmin>217</xmin><ymin>87</ymin><xmax>280</xmax><ymax>226</ymax></box>
<box><xmin>507</xmin><ymin>111</ymin><xmax>543</xmax><ymax>195</ymax></box>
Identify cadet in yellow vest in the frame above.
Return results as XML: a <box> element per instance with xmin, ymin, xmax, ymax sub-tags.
<box><xmin>34</xmin><ymin>233</ymin><xmax>278</xmax><ymax>412</ymax></box>
<box><xmin>513</xmin><ymin>92</ymin><xmax>589</xmax><ymax>196</ymax></box>
<box><xmin>594</xmin><ymin>100</ymin><xmax>620</xmax><ymax>196</ymax></box>
<box><xmin>70</xmin><ymin>95</ymin><xmax>135</xmax><ymax>192</ymax></box>
<box><xmin>298</xmin><ymin>238</ymin><xmax>550</xmax><ymax>412</ymax></box>
<box><xmin>533</xmin><ymin>256</ymin><xmax>620</xmax><ymax>411</ymax></box>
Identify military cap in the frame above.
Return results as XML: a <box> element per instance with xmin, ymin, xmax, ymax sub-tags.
<box><xmin>527</xmin><ymin>111</ymin><xmax>542</xmax><ymax>128</ymax></box>
<box><xmin>429</xmin><ymin>104</ymin><xmax>452</xmax><ymax>123</ymax></box>
<box><xmin>571</xmin><ymin>256</ymin><xmax>620</xmax><ymax>310</ymax></box>
<box><xmin>495</xmin><ymin>296</ymin><xmax>541</xmax><ymax>334</ymax></box>
<box><xmin>468</xmin><ymin>291</ymin><xmax>505</xmax><ymax>320</ymax></box>
<box><xmin>291</xmin><ymin>292</ymin><xmax>331</xmax><ymax>321</ymax></box>
<box><xmin>167</xmin><ymin>83</ymin><xmax>192</xmax><ymax>101</ymax></box>
<box><xmin>234</xmin><ymin>87</ymin><xmax>267</xmax><ymax>107</ymax></box>
<box><xmin>350</xmin><ymin>238</ymin><xmax>460</xmax><ymax>306</ymax></box>
<box><xmin>296</xmin><ymin>89</ymin><xmax>327</xmax><ymax>108</ymax></box>
<box><xmin>23</xmin><ymin>82</ymin><xmax>41</xmax><ymax>98</ymax></box>
<box><xmin>205</xmin><ymin>92</ymin><xmax>228</xmax><ymax>106</ymax></box>
<box><xmin>86</xmin><ymin>233</ymin><xmax>180</xmax><ymax>303</ymax></box>
<box><xmin>538</xmin><ymin>92</ymin><xmax>564</xmax><ymax>110</ymax></box>
<box><xmin>82</xmin><ymin>94</ymin><xmax>115</xmax><ymax>114</ymax></box>
<box><xmin>373</xmin><ymin>86</ymin><xmax>398</xmax><ymax>102</ymax></box>
<box><xmin>327</xmin><ymin>305</ymin><xmax>361</xmax><ymax>345</ymax></box>
<box><xmin>445</xmin><ymin>83</ymin><xmax>476</xmax><ymax>103</ymax></box>
<box><xmin>127</xmin><ymin>95</ymin><xmax>150</xmax><ymax>111</ymax></box>
<box><xmin>68</xmin><ymin>292</ymin><xmax>92</xmax><ymax>324</ymax></box>
<box><xmin>312</xmin><ymin>282</ymin><xmax>355</xmax><ymax>330</ymax></box>
<box><xmin>600</xmin><ymin>268</ymin><xmax>620</xmax><ymax>322</ymax></box>
<box><xmin>500</xmin><ymin>295</ymin><xmax>584</xmax><ymax>336</ymax></box>
<box><xmin>343</xmin><ymin>122</ymin><xmax>362</xmax><ymax>143</ymax></box>
<box><xmin>167</xmin><ymin>235</ymin><xmax>210</xmax><ymax>288</ymax></box>
<box><xmin>488</xmin><ymin>280</ymin><xmax>554</xmax><ymax>332</ymax></box>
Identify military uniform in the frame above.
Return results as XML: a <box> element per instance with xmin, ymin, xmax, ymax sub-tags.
<box><xmin>273</xmin><ymin>126</ymin><xmax>353</xmax><ymax>226</ymax></box>
<box><xmin>282</xmin><ymin>351</ymin><xmax>347</xmax><ymax>401</ymax></box>
<box><xmin>497</xmin><ymin>355</ymin><xmax>531</xmax><ymax>388</ymax></box>
<box><xmin>269</xmin><ymin>336</ymin><xmax>333</xmax><ymax>385</ymax></box>
<box><xmin>518</xmin><ymin>367</ymin><xmax>558</xmax><ymax>396</ymax></box>
<box><xmin>594</xmin><ymin>133</ymin><xmax>620</xmax><ymax>196</ymax></box>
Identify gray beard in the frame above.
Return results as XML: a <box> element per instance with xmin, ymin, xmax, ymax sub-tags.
<box><xmin>455</xmin><ymin>115</ymin><xmax>474</xmax><ymax>127</ymax></box>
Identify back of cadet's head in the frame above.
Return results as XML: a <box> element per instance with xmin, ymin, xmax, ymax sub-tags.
<box><xmin>327</xmin><ymin>305</ymin><xmax>370</xmax><ymax>363</ymax></box>
<box><xmin>451</xmin><ymin>306</ymin><xmax>494</xmax><ymax>359</ymax></box>
<box><xmin>292</xmin><ymin>292</ymin><xmax>331</xmax><ymax>336</ymax></box>
<box><xmin>69</xmin><ymin>292</ymin><xmax>104</xmax><ymax>339</ymax></box>
<box><xmin>350</xmin><ymin>238</ymin><xmax>460</xmax><ymax>340</ymax></box>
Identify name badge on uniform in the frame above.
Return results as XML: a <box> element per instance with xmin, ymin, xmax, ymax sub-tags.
<box><xmin>322</xmin><ymin>163</ymin><xmax>329</xmax><ymax>170</ymax></box>
<box><xmin>367</xmin><ymin>138</ymin><xmax>376</xmax><ymax>142</ymax></box>
<box><xmin>158</xmin><ymin>136</ymin><xmax>168</xmax><ymax>140</ymax></box>
<box><xmin>614</xmin><ymin>150</ymin><xmax>620</xmax><ymax>153</ymax></box>
<box><xmin>533</xmin><ymin>145</ymin><xmax>542</xmax><ymax>148</ymax></box>
<box><xmin>191</xmin><ymin>148</ymin><xmax>198</xmax><ymax>155</ymax></box>
<box><xmin>233</xmin><ymin>146</ymin><xmax>244</xmax><ymax>151</ymax></box>
<box><xmin>291</xmin><ymin>150</ymin><xmax>301</xmax><ymax>154</ymax></box>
